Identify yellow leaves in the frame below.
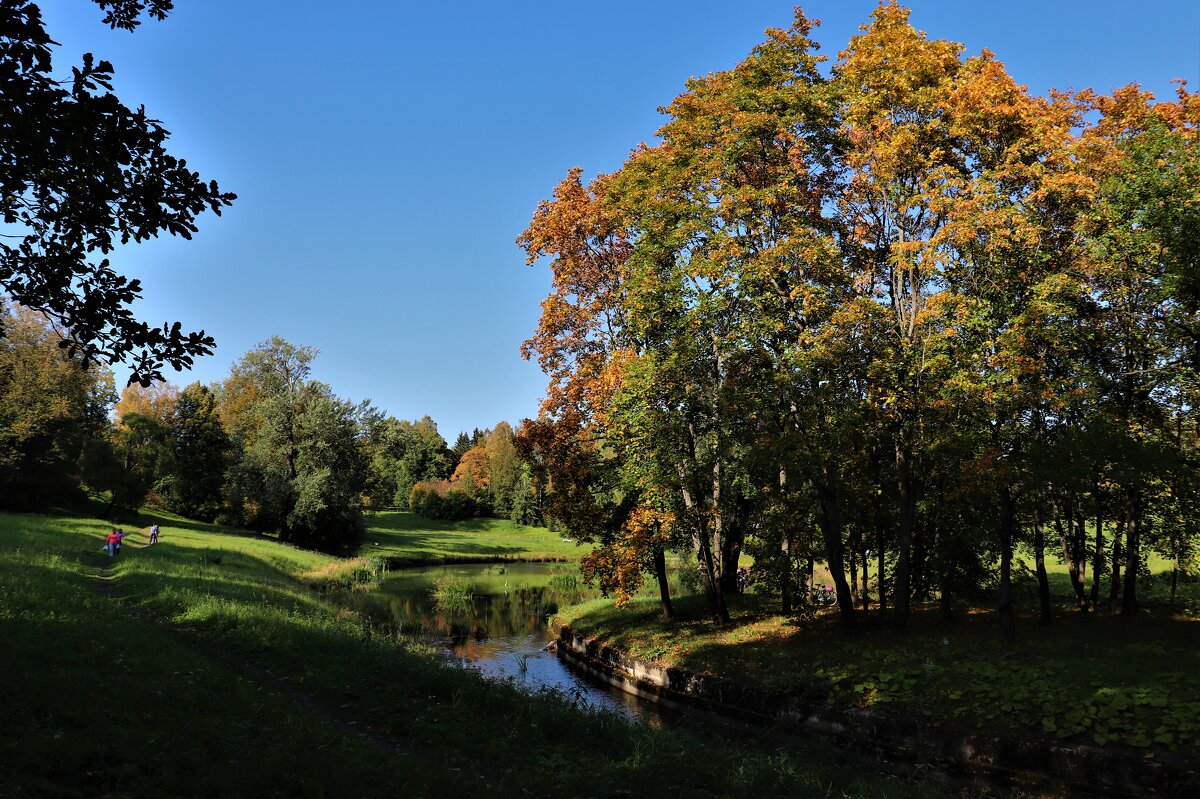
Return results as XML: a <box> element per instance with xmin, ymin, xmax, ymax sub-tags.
<box><xmin>623</xmin><ymin>506</ymin><xmax>674</xmax><ymax>542</ymax></box>
<box><xmin>115</xmin><ymin>380</ymin><xmax>178</xmax><ymax>429</ymax></box>
<box><xmin>578</xmin><ymin>505</ymin><xmax>677</xmax><ymax>607</ymax></box>
<box><xmin>0</xmin><ymin>303</ymin><xmax>113</xmax><ymax>448</ymax></box>
<box><xmin>837</xmin><ymin>2</ymin><xmax>964</xmax><ymax>131</ymax></box>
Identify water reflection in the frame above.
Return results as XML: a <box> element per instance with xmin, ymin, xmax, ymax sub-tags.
<box><xmin>353</xmin><ymin>563</ymin><xmax>656</xmax><ymax>722</ymax></box>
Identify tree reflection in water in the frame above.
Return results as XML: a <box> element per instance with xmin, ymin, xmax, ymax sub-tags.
<box><xmin>350</xmin><ymin>562</ymin><xmax>660</xmax><ymax>722</ymax></box>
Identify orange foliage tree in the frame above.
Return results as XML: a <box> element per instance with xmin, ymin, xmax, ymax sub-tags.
<box><xmin>522</xmin><ymin>2</ymin><xmax>1200</xmax><ymax>638</ymax></box>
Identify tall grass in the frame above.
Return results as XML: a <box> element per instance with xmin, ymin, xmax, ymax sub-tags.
<box><xmin>430</xmin><ymin>576</ymin><xmax>477</xmax><ymax>612</ymax></box>
<box><xmin>302</xmin><ymin>555</ymin><xmax>389</xmax><ymax>592</ymax></box>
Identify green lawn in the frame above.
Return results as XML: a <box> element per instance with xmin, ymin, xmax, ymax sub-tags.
<box><xmin>359</xmin><ymin>510</ymin><xmax>588</xmax><ymax>564</ymax></box>
<box><xmin>2</xmin><ymin>507</ymin><xmax>937</xmax><ymax>798</ymax></box>
<box><xmin>0</xmin><ymin>511</ymin><xmax>448</xmax><ymax>797</ymax></box>
<box><xmin>556</xmin><ymin>569</ymin><xmax>1200</xmax><ymax>758</ymax></box>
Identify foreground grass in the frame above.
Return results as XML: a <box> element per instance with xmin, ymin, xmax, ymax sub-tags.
<box><xmin>557</xmin><ymin>579</ymin><xmax>1200</xmax><ymax>759</ymax></box>
<box><xmin>1</xmin><ymin>509</ymin><xmax>944</xmax><ymax>798</ymax></box>
<box><xmin>0</xmin><ymin>513</ymin><xmax>442</xmax><ymax>797</ymax></box>
<box><xmin>360</xmin><ymin>510</ymin><xmax>587</xmax><ymax>563</ymax></box>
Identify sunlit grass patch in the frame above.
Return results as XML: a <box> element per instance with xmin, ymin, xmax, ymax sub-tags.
<box><xmin>556</xmin><ymin>590</ymin><xmax>1200</xmax><ymax>757</ymax></box>
<box><xmin>0</xmin><ymin>511</ymin><xmax>448</xmax><ymax>797</ymax></box>
<box><xmin>360</xmin><ymin>510</ymin><xmax>587</xmax><ymax>563</ymax></box>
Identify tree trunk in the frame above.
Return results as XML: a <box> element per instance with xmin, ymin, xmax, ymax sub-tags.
<box><xmin>781</xmin><ymin>530</ymin><xmax>793</xmax><ymax>614</ymax></box>
<box><xmin>872</xmin><ymin>447</ymin><xmax>885</xmax><ymax>612</ymax></box>
<box><xmin>1090</xmin><ymin>501</ymin><xmax>1104</xmax><ymax>611</ymax></box>
<box><xmin>998</xmin><ymin>487</ymin><xmax>1017</xmax><ymax>645</ymax></box>
<box><xmin>719</xmin><ymin>532</ymin><xmax>742</xmax><ymax>595</ymax></box>
<box><xmin>912</xmin><ymin>524</ymin><xmax>927</xmax><ymax>603</ymax></box>
<box><xmin>779</xmin><ymin>467</ymin><xmax>792</xmax><ymax>613</ymax></box>
<box><xmin>1053</xmin><ymin>497</ymin><xmax>1088</xmax><ymax>610</ymax></box>
<box><xmin>816</xmin><ymin>482</ymin><xmax>856</xmax><ymax>630</ymax></box>
<box><xmin>1108</xmin><ymin>514</ymin><xmax>1125</xmax><ymax>612</ymax></box>
<box><xmin>1033</xmin><ymin>514</ymin><xmax>1052</xmax><ymax>625</ymax></box>
<box><xmin>652</xmin><ymin>547</ymin><xmax>673</xmax><ymax>621</ymax></box>
<box><xmin>1170</xmin><ymin>534</ymin><xmax>1180</xmax><ymax>612</ymax></box>
<box><xmin>941</xmin><ymin>562</ymin><xmax>954</xmax><ymax>623</ymax></box>
<box><xmin>678</xmin><ymin>457</ymin><xmax>729</xmax><ymax>624</ymax></box>
<box><xmin>698</xmin><ymin>538</ymin><xmax>729</xmax><ymax>623</ymax></box>
<box><xmin>1121</xmin><ymin>492</ymin><xmax>1140</xmax><ymax>616</ymax></box>
<box><xmin>878</xmin><ymin>544</ymin><xmax>886</xmax><ymax>612</ymax></box>
<box><xmin>1075</xmin><ymin>509</ymin><xmax>1089</xmax><ymax>593</ymax></box>
<box><xmin>893</xmin><ymin>432</ymin><xmax>914</xmax><ymax>628</ymax></box>
<box><xmin>861</xmin><ymin>546</ymin><xmax>870</xmax><ymax>613</ymax></box>
<box><xmin>848</xmin><ymin>532</ymin><xmax>860</xmax><ymax>610</ymax></box>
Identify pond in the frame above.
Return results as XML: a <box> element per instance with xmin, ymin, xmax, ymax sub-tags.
<box><xmin>351</xmin><ymin>562</ymin><xmax>657</xmax><ymax>722</ymax></box>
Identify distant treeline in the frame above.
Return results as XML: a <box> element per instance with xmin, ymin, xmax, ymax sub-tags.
<box><xmin>0</xmin><ymin>306</ymin><xmax>542</xmax><ymax>551</ymax></box>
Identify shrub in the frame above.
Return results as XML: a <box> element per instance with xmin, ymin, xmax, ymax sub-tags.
<box><xmin>410</xmin><ymin>484</ymin><xmax>477</xmax><ymax>521</ymax></box>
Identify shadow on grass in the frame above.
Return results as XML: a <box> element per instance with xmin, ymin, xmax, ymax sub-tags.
<box><xmin>563</xmin><ymin>585</ymin><xmax>1200</xmax><ymax>761</ymax></box>
<box><xmin>373</xmin><ymin>533</ymin><xmax>531</xmax><ymax>558</ymax></box>
<box><xmin>365</xmin><ymin>511</ymin><xmax>539</xmax><ymax>535</ymax></box>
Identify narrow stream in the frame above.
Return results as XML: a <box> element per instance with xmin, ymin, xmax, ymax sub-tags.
<box><xmin>349</xmin><ymin>563</ymin><xmax>1073</xmax><ymax>795</ymax></box>
<box><xmin>351</xmin><ymin>562</ymin><xmax>659</xmax><ymax>722</ymax></box>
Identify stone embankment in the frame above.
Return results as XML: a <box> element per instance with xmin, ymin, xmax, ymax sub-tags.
<box><xmin>554</xmin><ymin>624</ymin><xmax>1200</xmax><ymax>798</ymax></box>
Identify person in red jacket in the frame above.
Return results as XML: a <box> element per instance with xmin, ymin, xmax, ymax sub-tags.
<box><xmin>105</xmin><ymin>529</ymin><xmax>120</xmax><ymax>558</ymax></box>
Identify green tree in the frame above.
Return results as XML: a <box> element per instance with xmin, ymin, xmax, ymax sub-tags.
<box><xmin>449</xmin><ymin>431</ymin><xmax>473</xmax><ymax>469</ymax></box>
<box><xmin>486</xmin><ymin>421</ymin><xmax>521</xmax><ymax>518</ymax></box>
<box><xmin>219</xmin><ymin>338</ymin><xmax>365</xmax><ymax>550</ymax></box>
<box><xmin>0</xmin><ymin>0</ymin><xmax>234</xmax><ymax>384</ymax></box>
<box><xmin>287</xmin><ymin>391</ymin><xmax>367</xmax><ymax>550</ymax></box>
<box><xmin>365</xmin><ymin>416</ymin><xmax>452</xmax><ymax>509</ymax></box>
<box><xmin>160</xmin><ymin>382</ymin><xmax>229</xmax><ymax>521</ymax></box>
<box><xmin>82</xmin><ymin>411</ymin><xmax>169</xmax><ymax>519</ymax></box>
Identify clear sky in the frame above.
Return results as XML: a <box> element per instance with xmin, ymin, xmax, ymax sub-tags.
<box><xmin>42</xmin><ymin>0</ymin><xmax>1200</xmax><ymax>439</ymax></box>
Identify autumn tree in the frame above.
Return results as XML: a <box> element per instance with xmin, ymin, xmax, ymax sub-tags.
<box><xmin>451</xmin><ymin>444</ymin><xmax>490</xmax><ymax>492</ymax></box>
<box><xmin>522</xmin><ymin>1</ymin><xmax>1200</xmax><ymax>637</ymax></box>
<box><xmin>830</xmin><ymin>1</ymin><xmax>970</xmax><ymax>627</ymax></box>
<box><xmin>517</xmin><ymin>164</ymin><xmax>681</xmax><ymax>619</ymax></box>
<box><xmin>115</xmin><ymin>381</ymin><xmax>179</xmax><ymax>429</ymax></box>
<box><xmin>486</xmin><ymin>421</ymin><xmax>522</xmax><ymax>518</ymax></box>
<box><xmin>1077</xmin><ymin>83</ymin><xmax>1200</xmax><ymax>614</ymax></box>
<box><xmin>0</xmin><ymin>301</ymin><xmax>114</xmax><ymax>507</ymax></box>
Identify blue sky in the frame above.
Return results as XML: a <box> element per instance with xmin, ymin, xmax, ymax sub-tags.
<box><xmin>43</xmin><ymin>0</ymin><xmax>1200</xmax><ymax>439</ymax></box>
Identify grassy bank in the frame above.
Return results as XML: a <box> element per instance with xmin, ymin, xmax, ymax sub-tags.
<box><xmin>1</xmin><ymin>508</ymin><xmax>941</xmax><ymax>798</ymax></box>
<box><xmin>359</xmin><ymin>510</ymin><xmax>586</xmax><ymax>564</ymax></box>
<box><xmin>556</xmin><ymin>576</ymin><xmax>1200</xmax><ymax>759</ymax></box>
